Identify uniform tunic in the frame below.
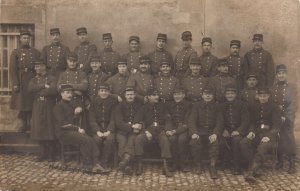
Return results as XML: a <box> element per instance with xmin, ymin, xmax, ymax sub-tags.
<box><xmin>199</xmin><ymin>52</ymin><xmax>218</xmax><ymax>77</ymax></box>
<box><xmin>41</xmin><ymin>42</ymin><xmax>70</xmax><ymax>77</ymax></box>
<box><xmin>10</xmin><ymin>45</ymin><xmax>40</xmax><ymax>111</ymax></box>
<box><xmin>244</xmin><ymin>48</ymin><xmax>275</xmax><ymax>87</ymax></box>
<box><xmin>209</xmin><ymin>74</ymin><xmax>237</xmax><ymax>102</ymax></box>
<box><xmin>181</xmin><ymin>74</ymin><xmax>209</xmax><ymax>102</ymax></box>
<box><xmin>126</xmin><ymin>71</ymin><xmax>154</xmax><ymax>102</ymax></box>
<box><xmin>29</xmin><ymin>73</ymin><xmax>57</xmax><ymax>140</ymax></box>
<box><xmin>99</xmin><ymin>48</ymin><xmax>120</xmax><ymax>76</ymax></box>
<box><xmin>148</xmin><ymin>49</ymin><xmax>174</xmax><ymax>76</ymax></box>
<box><xmin>271</xmin><ymin>81</ymin><xmax>297</xmax><ymax>155</ymax></box>
<box><xmin>87</xmin><ymin>70</ymin><xmax>109</xmax><ymax>101</ymax></box>
<box><xmin>189</xmin><ymin>101</ymin><xmax>223</xmax><ymax>160</ymax></box>
<box><xmin>240</xmin><ymin>87</ymin><xmax>258</xmax><ymax>106</ymax></box>
<box><xmin>106</xmin><ymin>73</ymin><xmax>130</xmax><ymax>99</ymax></box>
<box><xmin>74</xmin><ymin>41</ymin><xmax>97</xmax><ymax>74</ymax></box>
<box><xmin>154</xmin><ymin>74</ymin><xmax>179</xmax><ymax>101</ymax></box>
<box><xmin>123</xmin><ymin>51</ymin><xmax>143</xmax><ymax>74</ymax></box>
<box><xmin>224</xmin><ymin>55</ymin><xmax>245</xmax><ymax>90</ymax></box>
<box><xmin>174</xmin><ymin>46</ymin><xmax>197</xmax><ymax>78</ymax></box>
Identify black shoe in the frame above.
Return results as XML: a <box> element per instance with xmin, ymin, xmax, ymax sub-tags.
<box><xmin>124</xmin><ymin>166</ymin><xmax>134</xmax><ymax>175</ymax></box>
<box><xmin>194</xmin><ymin>163</ymin><xmax>202</xmax><ymax>175</ymax></box>
<box><xmin>180</xmin><ymin>164</ymin><xmax>190</xmax><ymax>173</ymax></box>
<box><xmin>275</xmin><ymin>161</ymin><xmax>283</xmax><ymax>170</ymax></box>
<box><xmin>245</xmin><ymin>173</ymin><xmax>256</xmax><ymax>183</ymax></box>
<box><xmin>34</xmin><ymin>156</ymin><xmax>46</xmax><ymax>162</ymax></box>
<box><xmin>209</xmin><ymin>166</ymin><xmax>218</xmax><ymax>179</ymax></box>
<box><xmin>169</xmin><ymin>162</ymin><xmax>178</xmax><ymax>172</ymax></box>
<box><xmin>92</xmin><ymin>164</ymin><xmax>110</xmax><ymax>174</ymax></box>
<box><xmin>288</xmin><ymin>156</ymin><xmax>296</xmax><ymax>174</ymax></box>
<box><xmin>233</xmin><ymin>166</ymin><xmax>242</xmax><ymax>175</ymax></box>
<box><xmin>136</xmin><ymin>162</ymin><xmax>143</xmax><ymax>176</ymax></box>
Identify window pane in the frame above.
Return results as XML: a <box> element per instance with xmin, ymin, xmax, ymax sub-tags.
<box><xmin>3</xmin><ymin>70</ymin><xmax>8</xmax><ymax>88</ymax></box>
<box><xmin>3</xmin><ymin>49</ymin><xmax>8</xmax><ymax>68</ymax></box>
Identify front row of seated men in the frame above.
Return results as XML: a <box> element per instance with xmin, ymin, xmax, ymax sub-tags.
<box><xmin>29</xmin><ymin>59</ymin><xmax>296</xmax><ymax>182</ymax></box>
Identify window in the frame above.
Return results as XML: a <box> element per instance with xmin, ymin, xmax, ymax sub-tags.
<box><xmin>0</xmin><ymin>24</ymin><xmax>35</xmax><ymax>96</ymax></box>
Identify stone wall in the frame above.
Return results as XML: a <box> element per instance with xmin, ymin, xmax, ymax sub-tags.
<box><xmin>0</xmin><ymin>0</ymin><xmax>299</xmax><ymax>130</ymax></box>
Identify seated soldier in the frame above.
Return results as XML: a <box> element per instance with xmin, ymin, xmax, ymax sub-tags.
<box><xmin>220</xmin><ymin>85</ymin><xmax>250</xmax><ymax>175</ymax></box>
<box><xmin>167</xmin><ymin>87</ymin><xmax>192</xmax><ymax>172</ymax></box>
<box><xmin>240</xmin><ymin>73</ymin><xmax>259</xmax><ymax>106</ymax></box>
<box><xmin>53</xmin><ymin>84</ymin><xmax>109</xmax><ymax>174</ymax></box>
<box><xmin>189</xmin><ymin>86</ymin><xmax>223</xmax><ymax>179</ymax></box>
<box><xmin>134</xmin><ymin>88</ymin><xmax>174</xmax><ymax>177</ymax></box>
<box><xmin>115</xmin><ymin>86</ymin><xmax>143</xmax><ymax>175</ymax></box>
<box><xmin>89</xmin><ymin>83</ymin><xmax>118</xmax><ymax>171</ymax></box>
<box><xmin>240</xmin><ymin>87</ymin><xmax>281</xmax><ymax>182</ymax></box>
<box><xmin>209</xmin><ymin>58</ymin><xmax>236</xmax><ymax>102</ymax></box>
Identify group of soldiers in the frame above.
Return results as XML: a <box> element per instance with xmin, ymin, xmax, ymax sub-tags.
<box><xmin>9</xmin><ymin>27</ymin><xmax>297</xmax><ymax>182</ymax></box>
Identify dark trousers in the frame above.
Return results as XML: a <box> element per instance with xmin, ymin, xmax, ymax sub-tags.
<box><xmin>220</xmin><ymin>135</ymin><xmax>243</xmax><ymax>165</ymax></box>
<box><xmin>168</xmin><ymin>132</ymin><xmax>189</xmax><ymax>161</ymax></box>
<box><xmin>190</xmin><ymin>135</ymin><xmax>219</xmax><ymax>162</ymax></box>
<box><xmin>116</xmin><ymin>133</ymin><xmax>136</xmax><ymax>158</ymax></box>
<box><xmin>278</xmin><ymin>121</ymin><xmax>296</xmax><ymax>156</ymax></box>
<box><xmin>60</xmin><ymin>131</ymin><xmax>99</xmax><ymax>166</ymax></box>
<box><xmin>93</xmin><ymin>134</ymin><xmax>115</xmax><ymax>163</ymax></box>
<box><xmin>135</xmin><ymin>131</ymin><xmax>172</xmax><ymax>159</ymax></box>
<box><xmin>240</xmin><ymin>136</ymin><xmax>275</xmax><ymax>165</ymax></box>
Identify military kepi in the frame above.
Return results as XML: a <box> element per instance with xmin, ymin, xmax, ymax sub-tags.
<box><xmin>276</xmin><ymin>64</ymin><xmax>287</xmax><ymax>73</ymax></box>
<box><xmin>76</xmin><ymin>27</ymin><xmax>87</xmax><ymax>35</ymax></box>
<box><xmin>252</xmin><ymin>34</ymin><xmax>263</xmax><ymax>41</ymax></box>
<box><xmin>129</xmin><ymin>36</ymin><xmax>140</xmax><ymax>43</ymax></box>
<box><xmin>67</xmin><ymin>52</ymin><xmax>78</xmax><ymax>61</ymax></box>
<box><xmin>257</xmin><ymin>87</ymin><xmax>270</xmax><ymax>94</ymax></box>
<box><xmin>59</xmin><ymin>84</ymin><xmax>73</xmax><ymax>92</ymax></box>
<box><xmin>157</xmin><ymin>33</ymin><xmax>167</xmax><ymax>41</ymax></box>
<box><xmin>189</xmin><ymin>57</ymin><xmax>201</xmax><ymax>65</ymax></box>
<box><xmin>230</xmin><ymin>40</ymin><xmax>241</xmax><ymax>47</ymax></box>
<box><xmin>202</xmin><ymin>37</ymin><xmax>212</xmax><ymax>44</ymax></box>
<box><xmin>20</xmin><ymin>29</ymin><xmax>31</xmax><ymax>36</ymax></box>
<box><xmin>99</xmin><ymin>83</ymin><xmax>110</xmax><ymax>90</ymax></box>
<box><xmin>50</xmin><ymin>28</ymin><xmax>60</xmax><ymax>35</ymax></box>
<box><xmin>103</xmin><ymin>33</ymin><xmax>112</xmax><ymax>40</ymax></box>
<box><xmin>182</xmin><ymin>31</ymin><xmax>192</xmax><ymax>40</ymax></box>
<box><xmin>33</xmin><ymin>59</ymin><xmax>45</xmax><ymax>66</ymax></box>
<box><xmin>139</xmin><ymin>56</ymin><xmax>151</xmax><ymax>64</ymax></box>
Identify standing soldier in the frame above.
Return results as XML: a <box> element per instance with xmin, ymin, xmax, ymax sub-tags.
<box><xmin>41</xmin><ymin>28</ymin><xmax>70</xmax><ymax>78</ymax></box>
<box><xmin>106</xmin><ymin>58</ymin><xmax>130</xmax><ymax>102</ymax></box>
<box><xmin>271</xmin><ymin>65</ymin><xmax>297</xmax><ymax>174</ymax></box>
<box><xmin>89</xmin><ymin>83</ymin><xmax>118</xmax><ymax>171</ymax></box>
<box><xmin>209</xmin><ymin>59</ymin><xmax>236</xmax><ymax>102</ymax></box>
<box><xmin>224</xmin><ymin>40</ymin><xmax>245</xmax><ymax>90</ymax></box>
<box><xmin>148</xmin><ymin>33</ymin><xmax>174</xmax><ymax>76</ymax></box>
<box><xmin>57</xmin><ymin>52</ymin><xmax>88</xmax><ymax>129</ymax></box>
<box><xmin>181</xmin><ymin>57</ymin><xmax>209</xmax><ymax>102</ymax></box>
<box><xmin>240</xmin><ymin>74</ymin><xmax>259</xmax><ymax>106</ymax></box>
<box><xmin>74</xmin><ymin>27</ymin><xmax>97</xmax><ymax>74</ymax></box>
<box><xmin>123</xmin><ymin>36</ymin><xmax>143</xmax><ymax>74</ymax></box>
<box><xmin>126</xmin><ymin>56</ymin><xmax>154</xmax><ymax>103</ymax></box>
<box><xmin>99</xmin><ymin>33</ymin><xmax>120</xmax><ymax>76</ymax></box>
<box><xmin>154</xmin><ymin>60</ymin><xmax>179</xmax><ymax>103</ymax></box>
<box><xmin>174</xmin><ymin>31</ymin><xmax>197</xmax><ymax>79</ymax></box>
<box><xmin>199</xmin><ymin>37</ymin><xmax>218</xmax><ymax>77</ymax></box>
<box><xmin>115</xmin><ymin>87</ymin><xmax>143</xmax><ymax>175</ymax></box>
<box><xmin>87</xmin><ymin>55</ymin><xmax>109</xmax><ymax>101</ymax></box>
<box><xmin>240</xmin><ymin>87</ymin><xmax>281</xmax><ymax>182</ymax></box>
<box><xmin>167</xmin><ymin>88</ymin><xmax>192</xmax><ymax>172</ymax></box>
<box><xmin>134</xmin><ymin>88</ymin><xmax>174</xmax><ymax>177</ymax></box>
<box><xmin>53</xmin><ymin>84</ymin><xmax>109</xmax><ymax>174</ymax></box>
<box><xmin>220</xmin><ymin>85</ymin><xmax>250</xmax><ymax>175</ymax></box>
<box><xmin>244</xmin><ymin>34</ymin><xmax>275</xmax><ymax>87</ymax></box>
<box><xmin>28</xmin><ymin>60</ymin><xmax>57</xmax><ymax>162</ymax></box>
<box><xmin>10</xmin><ymin>29</ymin><xmax>40</xmax><ymax>132</ymax></box>
<box><xmin>189</xmin><ymin>86</ymin><xmax>223</xmax><ymax>179</ymax></box>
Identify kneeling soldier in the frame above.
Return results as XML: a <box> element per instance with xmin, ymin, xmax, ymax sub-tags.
<box><xmin>189</xmin><ymin>86</ymin><xmax>223</xmax><ymax>179</ymax></box>
<box><xmin>89</xmin><ymin>83</ymin><xmax>118</xmax><ymax>170</ymax></box>
<box><xmin>241</xmin><ymin>87</ymin><xmax>281</xmax><ymax>182</ymax></box>
<box><xmin>116</xmin><ymin>86</ymin><xmax>143</xmax><ymax>175</ymax></box>
<box><xmin>167</xmin><ymin>87</ymin><xmax>191</xmax><ymax>172</ymax></box>
<box><xmin>220</xmin><ymin>85</ymin><xmax>250</xmax><ymax>175</ymax></box>
<box><xmin>53</xmin><ymin>84</ymin><xmax>109</xmax><ymax>174</ymax></box>
<box><xmin>134</xmin><ymin>88</ymin><xmax>174</xmax><ymax>177</ymax></box>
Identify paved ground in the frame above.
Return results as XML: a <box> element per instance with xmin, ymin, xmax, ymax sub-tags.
<box><xmin>0</xmin><ymin>153</ymin><xmax>300</xmax><ymax>191</ymax></box>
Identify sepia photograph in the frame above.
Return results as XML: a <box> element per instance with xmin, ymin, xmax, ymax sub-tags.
<box><xmin>0</xmin><ymin>0</ymin><xmax>299</xmax><ymax>190</ymax></box>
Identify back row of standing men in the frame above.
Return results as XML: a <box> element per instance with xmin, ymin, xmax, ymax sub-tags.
<box><xmin>9</xmin><ymin>27</ymin><xmax>296</xmax><ymax>181</ymax></box>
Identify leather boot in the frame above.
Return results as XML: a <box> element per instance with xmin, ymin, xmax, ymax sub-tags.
<box><xmin>194</xmin><ymin>162</ymin><xmax>202</xmax><ymax>175</ymax></box>
<box><xmin>135</xmin><ymin>156</ymin><xmax>143</xmax><ymax>176</ymax></box>
<box><xmin>209</xmin><ymin>159</ymin><xmax>218</xmax><ymax>179</ymax></box>
<box><xmin>275</xmin><ymin>154</ymin><xmax>283</xmax><ymax>170</ymax></box>
<box><xmin>162</xmin><ymin>159</ymin><xmax>173</xmax><ymax>177</ymax></box>
<box><xmin>179</xmin><ymin>155</ymin><xmax>189</xmax><ymax>172</ymax></box>
<box><xmin>169</xmin><ymin>159</ymin><xmax>179</xmax><ymax>172</ymax></box>
<box><xmin>288</xmin><ymin>155</ymin><xmax>296</xmax><ymax>174</ymax></box>
<box><xmin>245</xmin><ymin>161</ymin><xmax>259</xmax><ymax>183</ymax></box>
<box><xmin>118</xmin><ymin>153</ymin><xmax>131</xmax><ymax>171</ymax></box>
